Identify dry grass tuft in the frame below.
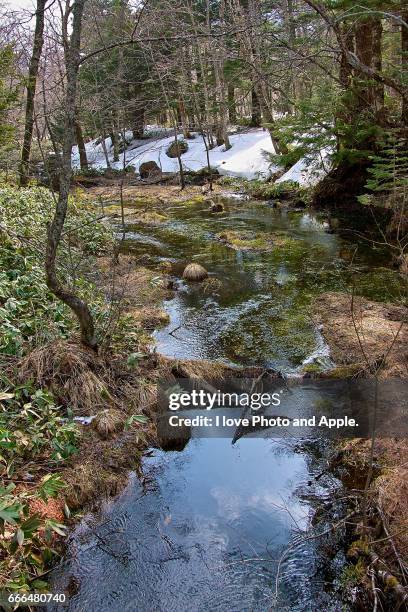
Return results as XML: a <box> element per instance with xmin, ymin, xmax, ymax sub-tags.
<box><xmin>92</xmin><ymin>409</ymin><xmax>126</xmax><ymax>439</ymax></box>
<box><xmin>64</xmin><ymin>460</ymin><xmax>127</xmax><ymax>510</ymax></box>
<box><xmin>378</xmin><ymin>465</ymin><xmax>408</xmax><ymax>552</ymax></box>
<box><xmin>18</xmin><ymin>340</ymin><xmax>114</xmax><ymax>415</ymax></box>
<box><xmin>182</xmin><ymin>263</ymin><xmax>208</xmax><ymax>281</ymax></box>
<box><xmin>127</xmin><ymin>306</ymin><xmax>170</xmax><ymax>329</ymax></box>
<box><xmin>314</xmin><ymin>292</ymin><xmax>407</xmax><ymax>377</ymax></box>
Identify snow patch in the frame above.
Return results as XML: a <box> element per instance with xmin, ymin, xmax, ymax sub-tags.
<box><xmin>276</xmin><ymin>148</ymin><xmax>332</xmax><ymax>187</ymax></box>
<box><xmin>72</xmin><ymin>128</ymin><xmax>279</xmax><ymax>180</ymax></box>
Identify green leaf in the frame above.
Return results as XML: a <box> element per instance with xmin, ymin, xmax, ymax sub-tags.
<box><xmin>38</xmin><ymin>473</ymin><xmax>64</xmax><ymax>501</ymax></box>
<box><xmin>31</xmin><ymin>579</ymin><xmax>48</xmax><ymax>590</ymax></box>
<box><xmin>16</xmin><ymin>527</ymin><xmax>24</xmax><ymax>546</ymax></box>
<box><xmin>124</xmin><ymin>414</ymin><xmax>148</xmax><ymax>430</ymax></box>
<box><xmin>21</xmin><ymin>515</ymin><xmax>42</xmax><ymax>537</ymax></box>
<box><xmin>47</xmin><ymin>520</ymin><xmax>67</xmax><ymax>536</ymax></box>
<box><xmin>132</xmin><ymin>415</ymin><xmax>148</xmax><ymax>423</ymax></box>
<box><xmin>0</xmin><ymin>504</ymin><xmax>20</xmax><ymax>525</ymax></box>
<box><xmin>127</xmin><ymin>352</ymin><xmax>144</xmax><ymax>367</ymax></box>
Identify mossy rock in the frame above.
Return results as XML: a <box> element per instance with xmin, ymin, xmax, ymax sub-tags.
<box><xmin>166</xmin><ymin>140</ymin><xmax>188</xmax><ymax>158</ymax></box>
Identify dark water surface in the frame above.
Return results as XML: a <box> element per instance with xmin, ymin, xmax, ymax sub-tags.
<box><xmin>51</xmin><ymin>196</ymin><xmax>403</xmax><ymax>610</ymax></box>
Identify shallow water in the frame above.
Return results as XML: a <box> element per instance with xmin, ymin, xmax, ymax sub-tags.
<box><xmin>119</xmin><ymin>196</ymin><xmax>401</xmax><ymax>371</ymax></box>
<box><xmin>51</xmin><ymin>438</ymin><xmax>343</xmax><ymax>611</ymax></box>
<box><xmin>51</xmin><ymin>196</ymin><xmax>403</xmax><ymax>610</ymax></box>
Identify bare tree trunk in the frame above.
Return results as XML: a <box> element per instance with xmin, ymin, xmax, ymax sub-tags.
<box><xmin>187</xmin><ymin>1</ymin><xmax>215</xmax><ymax>147</ymax></box>
<box><xmin>212</xmin><ymin>0</ymin><xmax>231</xmax><ymax>149</ymax></box>
<box><xmin>178</xmin><ymin>95</ymin><xmax>191</xmax><ymax>139</ymax></box>
<box><xmin>75</xmin><ymin>118</ymin><xmax>88</xmax><ymax>170</ymax></box>
<box><xmin>45</xmin><ymin>0</ymin><xmax>97</xmax><ymax>350</ymax></box>
<box><xmin>213</xmin><ymin>56</ymin><xmax>231</xmax><ymax>149</ymax></box>
<box><xmin>284</xmin><ymin>0</ymin><xmax>296</xmax><ymax>111</ymax></box>
<box><xmin>402</xmin><ymin>10</ymin><xmax>408</xmax><ymax>125</ymax></box>
<box><xmin>19</xmin><ymin>0</ymin><xmax>47</xmax><ymax>186</ymax></box>
<box><xmin>110</xmin><ymin>129</ymin><xmax>119</xmax><ymax>162</ymax></box>
<box><xmin>172</xmin><ymin>122</ymin><xmax>186</xmax><ymax>190</ymax></box>
<box><xmin>336</xmin><ymin>27</ymin><xmax>354</xmax><ymax>149</ymax></box>
<box><xmin>132</xmin><ymin>104</ymin><xmax>145</xmax><ymax>139</ymax></box>
<box><xmin>100</xmin><ymin>133</ymin><xmax>111</xmax><ymax>169</ymax></box>
<box><xmin>227</xmin><ymin>83</ymin><xmax>236</xmax><ymax>124</ymax></box>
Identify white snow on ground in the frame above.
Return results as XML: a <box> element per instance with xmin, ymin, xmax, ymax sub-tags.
<box><xmin>72</xmin><ymin>128</ymin><xmax>278</xmax><ymax>180</ymax></box>
<box><xmin>275</xmin><ymin>147</ymin><xmax>332</xmax><ymax>187</ymax></box>
<box><xmin>72</xmin><ymin>126</ymin><xmax>331</xmax><ymax>184</ymax></box>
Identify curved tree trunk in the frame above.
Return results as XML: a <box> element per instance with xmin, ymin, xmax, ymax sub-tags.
<box><xmin>45</xmin><ymin>0</ymin><xmax>97</xmax><ymax>350</ymax></box>
<box><xmin>19</xmin><ymin>0</ymin><xmax>47</xmax><ymax>186</ymax></box>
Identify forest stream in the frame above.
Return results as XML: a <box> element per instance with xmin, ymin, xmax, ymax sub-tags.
<box><xmin>49</xmin><ymin>195</ymin><xmax>404</xmax><ymax>611</ymax></box>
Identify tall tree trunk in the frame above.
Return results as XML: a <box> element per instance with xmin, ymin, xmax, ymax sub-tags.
<box><xmin>228</xmin><ymin>83</ymin><xmax>236</xmax><ymax>124</ymax></box>
<box><xmin>75</xmin><ymin>118</ymin><xmax>88</xmax><ymax>170</ymax></box>
<box><xmin>132</xmin><ymin>105</ymin><xmax>145</xmax><ymax>139</ymax></box>
<box><xmin>110</xmin><ymin>129</ymin><xmax>119</xmax><ymax>162</ymax></box>
<box><xmin>402</xmin><ymin>10</ymin><xmax>408</xmax><ymax>126</ymax></box>
<box><xmin>45</xmin><ymin>0</ymin><xmax>97</xmax><ymax>350</ymax></box>
<box><xmin>172</xmin><ymin>123</ymin><xmax>186</xmax><ymax>190</ymax></box>
<box><xmin>100</xmin><ymin>133</ymin><xmax>111</xmax><ymax>168</ymax></box>
<box><xmin>19</xmin><ymin>0</ymin><xmax>47</xmax><ymax>186</ymax></box>
<box><xmin>284</xmin><ymin>0</ymin><xmax>296</xmax><ymax>111</ymax></box>
<box><xmin>336</xmin><ymin>27</ymin><xmax>354</xmax><ymax>148</ymax></box>
<box><xmin>178</xmin><ymin>96</ymin><xmax>191</xmax><ymax>139</ymax></box>
<box><xmin>354</xmin><ymin>16</ymin><xmax>385</xmax><ymax>135</ymax></box>
<box><xmin>250</xmin><ymin>86</ymin><xmax>261</xmax><ymax>126</ymax></box>
<box><xmin>188</xmin><ymin>2</ymin><xmax>215</xmax><ymax>147</ymax></box>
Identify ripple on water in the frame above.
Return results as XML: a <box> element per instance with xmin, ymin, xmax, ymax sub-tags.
<box><xmin>51</xmin><ymin>439</ymin><xmax>342</xmax><ymax>611</ymax></box>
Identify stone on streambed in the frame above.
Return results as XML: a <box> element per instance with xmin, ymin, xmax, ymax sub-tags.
<box><xmin>182</xmin><ymin>263</ymin><xmax>209</xmax><ymax>281</ymax></box>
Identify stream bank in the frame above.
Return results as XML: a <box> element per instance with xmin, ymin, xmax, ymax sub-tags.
<box><xmin>42</xmin><ymin>184</ymin><xmax>406</xmax><ymax>610</ymax></box>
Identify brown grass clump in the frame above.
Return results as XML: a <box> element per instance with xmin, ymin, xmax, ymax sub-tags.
<box><xmin>130</xmin><ymin>380</ymin><xmax>158</xmax><ymax>412</ymax></box>
<box><xmin>64</xmin><ymin>460</ymin><xmax>128</xmax><ymax>510</ymax></box>
<box><xmin>127</xmin><ymin>306</ymin><xmax>170</xmax><ymax>330</ymax></box>
<box><xmin>97</xmin><ymin>257</ymin><xmax>173</xmax><ymax>317</ymax></box>
<box><xmin>182</xmin><ymin>263</ymin><xmax>208</xmax><ymax>281</ymax></box>
<box><xmin>314</xmin><ymin>292</ymin><xmax>407</xmax><ymax>377</ymax></box>
<box><xmin>18</xmin><ymin>340</ymin><xmax>114</xmax><ymax>415</ymax></box>
<box><xmin>92</xmin><ymin>409</ymin><xmax>126</xmax><ymax>439</ymax></box>
<box><xmin>378</xmin><ymin>463</ymin><xmax>408</xmax><ymax>552</ymax></box>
